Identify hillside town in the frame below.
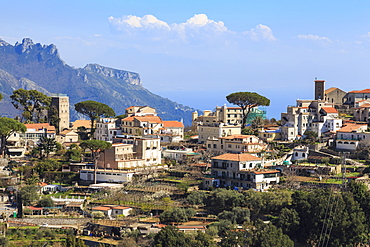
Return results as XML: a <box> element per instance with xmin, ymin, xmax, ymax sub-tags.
<box><xmin>1</xmin><ymin>79</ymin><xmax>370</xmax><ymax>246</ymax></box>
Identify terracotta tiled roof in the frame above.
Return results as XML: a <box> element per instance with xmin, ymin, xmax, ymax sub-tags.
<box><xmin>163</xmin><ymin>121</ymin><xmax>184</xmax><ymax>128</ymax></box>
<box><xmin>134</xmin><ymin>116</ymin><xmax>162</xmax><ymax>123</ymax></box>
<box><xmin>112</xmin><ymin>206</ymin><xmax>131</xmax><ymax>210</ymax></box>
<box><xmin>325</xmin><ymin>87</ymin><xmax>339</xmax><ymax>94</ymax></box>
<box><xmin>72</xmin><ymin>120</ymin><xmax>93</xmax><ymax>129</ymax></box>
<box><xmin>359</xmin><ymin>104</ymin><xmax>370</xmax><ymax>108</ymax></box>
<box><xmin>253</xmin><ymin>170</ymin><xmax>280</xmax><ymax>174</ymax></box>
<box><xmin>321</xmin><ymin>107</ymin><xmax>338</xmax><ymax>114</ymax></box>
<box><xmin>122</xmin><ymin>116</ymin><xmax>135</xmax><ymax>121</ymax></box>
<box><xmin>349</xmin><ymin>89</ymin><xmax>370</xmax><ymax>94</ymax></box>
<box><xmin>337</xmin><ymin>123</ymin><xmax>367</xmax><ymax>133</ymax></box>
<box><xmin>25</xmin><ymin>123</ymin><xmax>55</xmax><ymax>133</ymax></box>
<box><xmin>212</xmin><ymin>153</ymin><xmax>261</xmax><ymax>161</ymax></box>
<box><xmin>92</xmin><ymin>206</ymin><xmax>111</xmax><ymax>211</ymax></box>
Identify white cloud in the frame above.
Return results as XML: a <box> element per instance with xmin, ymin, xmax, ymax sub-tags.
<box><xmin>296</xmin><ymin>34</ymin><xmax>332</xmax><ymax>43</ymax></box>
<box><xmin>245</xmin><ymin>24</ymin><xmax>277</xmax><ymax>41</ymax></box>
<box><xmin>108</xmin><ymin>14</ymin><xmax>248</xmax><ymax>43</ymax></box>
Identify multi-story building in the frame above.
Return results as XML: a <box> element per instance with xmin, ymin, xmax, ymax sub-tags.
<box><xmin>343</xmin><ymin>89</ymin><xmax>370</xmax><ymax>107</ymax></box>
<box><xmin>121</xmin><ymin>115</ymin><xmax>164</xmax><ymax>136</ymax></box>
<box><xmin>203</xmin><ymin>153</ymin><xmax>279</xmax><ymax>191</ymax></box>
<box><xmin>197</xmin><ymin>122</ymin><xmax>241</xmax><ymax>143</ymax></box>
<box><xmin>335</xmin><ymin>123</ymin><xmax>369</xmax><ymax>151</ymax></box>
<box><xmin>281</xmin><ymin>80</ymin><xmax>345</xmax><ymax>141</ymax></box>
<box><xmin>125</xmin><ymin>106</ymin><xmax>157</xmax><ymax>117</ymax></box>
<box><xmin>50</xmin><ymin>94</ymin><xmax>70</xmax><ymax>132</ymax></box>
<box><xmin>206</xmin><ymin>134</ymin><xmax>267</xmax><ymax>155</ymax></box>
<box><xmin>96</xmin><ymin>136</ymin><xmax>161</xmax><ymax>170</ymax></box>
<box><xmin>353</xmin><ymin>101</ymin><xmax>370</xmax><ymax>123</ymax></box>
<box><xmin>192</xmin><ymin>105</ymin><xmax>266</xmax><ymax>127</ymax></box>
<box><xmin>94</xmin><ymin>118</ymin><xmax>122</xmax><ymax>141</ymax></box>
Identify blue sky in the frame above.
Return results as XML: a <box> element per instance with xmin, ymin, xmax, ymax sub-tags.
<box><xmin>2</xmin><ymin>0</ymin><xmax>370</xmax><ymax>118</ymax></box>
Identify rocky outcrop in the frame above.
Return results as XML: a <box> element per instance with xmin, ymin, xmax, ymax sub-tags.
<box><xmin>0</xmin><ymin>38</ymin><xmax>196</xmax><ymax>125</ymax></box>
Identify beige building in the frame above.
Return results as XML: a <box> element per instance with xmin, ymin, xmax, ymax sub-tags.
<box><xmin>50</xmin><ymin>94</ymin><xmax>70</xmax><ymax>132</ymax></box>
<box><xmin>125</xmin><ymin>106</ymin><xmax>157</xmax><ymax>117</ymax></box>
<box><xmin>121</xmin><ymin>115</ymin><xmax>163</xmax><ymax>136</ymax></box>
<box><xmin>56</xmin><ymin>130</ymin><xmax>79</xmax><ymax>144</ymax></box>
<box><xmin>197</xmin><ymin>123</ymin><xmax>241</xmax><ymax>143</ymax></box>
<box><xmin>206</xmin><ymin>134</ymin><xmax>267</xmax><ymax>155</ymax></box>
<box><xmin>192</xmin><ymin>105</ymin><xmax>265</xmax><ymax>128</ymax></box>
<box><xmin>97</xmin><ymin>137</ymin><xmax>161</xmax><ymax>170</ymax></box>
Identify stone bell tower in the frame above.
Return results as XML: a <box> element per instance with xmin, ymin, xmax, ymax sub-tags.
<box><xmin>314</xmin><ymin>79</ymin><xmax>325</xmax><ymax>100</ymax></box>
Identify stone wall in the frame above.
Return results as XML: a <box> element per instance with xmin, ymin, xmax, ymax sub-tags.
<box><xmin>10</xmin><ymin>217</ymin><xmax>91</xmax><ymax>226</ymax></box>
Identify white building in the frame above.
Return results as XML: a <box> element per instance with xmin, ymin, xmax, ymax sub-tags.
<box><xmin>203</xmin><ymin>153</ymin><xmax>279</xmax><ymax>191</ymax></box>
<box><xmin>281</xmin><ymin>100</ymin><xmax>343</xmax><ymax>141</ymax></box>
<box><xmin>291</xmin><ymin>145</ymin><xmax>309</xmax><ymax>161</ymax></box>
<box><xmin>335</xmin><ymin>123</ymin><xmax>369</xmax><ymax>151</ymax></box>
<box><xmin>94</xmin><ymin>118</ymin><xmax>122</xmax><ymax>141</ymax></box>
<box><xmin>80</xmin><ymin>169</ymin><xmax>135</xmax><ymax>183</ymax></box>
<box><xmin>206</xmin><ymin>134</ymin><xmax>267</xmax><ymax>155</ymax></box>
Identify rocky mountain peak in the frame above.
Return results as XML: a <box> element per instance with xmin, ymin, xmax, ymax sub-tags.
<box><xmin>0</xmin><ymin>38</ymin><xmax>10</xmax><ymax>46</ymax></box>
<box><xmin>83</xmin><ymin>63</ymin><xmax>141</xmax><ymax>86</ymax></box>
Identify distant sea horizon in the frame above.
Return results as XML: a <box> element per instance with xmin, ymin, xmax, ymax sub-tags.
<box><xmin>153</xmin><ymin>88</ymin><xmax>313</xmax><ymax>120</ymax></box>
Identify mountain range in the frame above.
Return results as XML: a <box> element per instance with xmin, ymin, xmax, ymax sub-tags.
<box><xmin>0</xmin><ymin>38</ymin><xmax>196</xmax><ymax>126</ymax></box>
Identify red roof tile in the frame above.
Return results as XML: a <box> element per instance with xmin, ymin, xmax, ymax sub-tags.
<box><xmin>92</xmin><ymin>206</ymin><xmax>111</xmax><ymax>211</ymax></box>
<box><xmin>163</xmin><ymin>121</ymin><xmax>184</xmax><ymax>128</ymax></box>
<box><xmin>212</xmin><ymin>153</ymin><xmax>261</xmax><ymax>161</ymax></box>
<box><xmin>321</xmin><ymin>107</ymin><xmax>338</xmax><ymax>114</ymax></box>
<box><xmin>348</xmin><ymin>89</ymin><xmax>370</xmax><ymax>94</ymax></box>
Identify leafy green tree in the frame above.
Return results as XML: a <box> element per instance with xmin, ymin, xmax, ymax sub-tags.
<box><xmin>19</xmin><ymin>185</ymin><xmax>38</xmax><ymax>206</ymax></box>
<box><xmin>153</xmin><ymin>226</ymin><xmax>189</xmax><ymax>247</ymax></box>
<box><xmin>0</xmin><ymin>93</ymin><xmax>3</xmax><ymax>102</ymax></box>
<box><xmin>189</xmin><ymin>231</ymin><xmax>217</xmax><ymax>247</ymax></box>
<box><xmin>249</xmin><ymin>221</ymin><xmax>294</xmax><ymax>247</ymax></box>
<box><xmin>187</xmin><ymin>191</ymin><xmax>207</xmax><ymax>206</ymax></box>
<box><xmin>303</xmin><ymin>130</ymin><xmax>318</xmax><ymax>143</ymax></box>
<box><xmin>80</xmin><ymin>140</ymin><xmax>112</xmax><ymax>183</ymax></box>
<box><xmin>276</xmin><ymin>208</ymin><xmax>300</xmax><ymax>236</ymax></box>
<box><xmin>211</xmin><ymin>219</ymin><xmax>235</xmax><ymax>237</ymax></box>
<box><xmin>48</xmin><ymin>105</ymin><xmax>61</xmax><ymax>133</ymax></box>
<box><xmin>65</xmin><ymin>234</ymin><xmax>88</xmax><ymax>247</ymax></box>
<box><xmin>10</xmin><ymin>89</ymin><xmax>51</xmax><ymax>123</ymax></box>
<box><xmin>64</xmin><ymin>144</ymin><xmax>82</xmax><ymax>162</ymax></box>
<box><xmin>34</xmin><ymin>159</ymin><xmax>61</xmax><ymax>178</ymax></box>
<box><xmin>217</xmin><ymin>207</ymin><xmax>250</xmax><ymax>224</ymax></box>
<box><xmin>38</xmin><ymin>197</ymin><xmax>54</xmax><ymax>207</ymax></box>
<box><xmin>0</xmin><ymin>117</ymin><xmax>26</xmax><ymax>155</ymax></box>
<box><xmin>74</xmin><ymin>100</ymin><xmax>115</xmax><ymax>137</ymax></box>
<box><xmin>205</xmin><ymin>189</ymin><xmax>246</xmax><ymax>214</ymax></box>
<box><xmin>33</xmin><ymin>136</ymin><xmax>58</xmax><ymax>159</ymax></box>
<box><xmin>291</xmin><ymin>189</ymin><xmax>369</xmax><ymax>246</ymax></box>
<box><xmin>226</xmin><ymin>92</ymin><xmax>270</xmax><ymax>129</ymax></box>
<box><xmin>160</xmin><ymin>207</ymin><xmax>196</xmax><ymax>223</ymax></box>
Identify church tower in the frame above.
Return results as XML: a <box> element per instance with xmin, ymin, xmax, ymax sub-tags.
<box><xmin>50</xmin><ymin>94</ymin><xmax>70</xmax><ymax>132</ymax></box>
<box><xmin>314</xmin><ymin>79</ymin><xmax>325</xmax><ymax>100</ymax></box>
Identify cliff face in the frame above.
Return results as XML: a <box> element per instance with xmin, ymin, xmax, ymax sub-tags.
<box><xmin>0</xmin><ymin>38</ymin><xmax>195</xmax><ymax>125</ymax></box>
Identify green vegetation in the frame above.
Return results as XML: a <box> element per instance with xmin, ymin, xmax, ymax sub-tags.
<box><xmin>226</xmin><ymin>91</ymin><xmax>270</xmax><ymax>129</ymax></box>
<box><xmin>74</xmin><ymin>100</ymin><xmax>115</xmax><ymax>137</ymax></box>
<box><xmin>0</xmin><ymin>117</ymin><xmax>27</xmax><ymax>155</ymax></box>
<box><xmin>10</xmin><ymin>88</ymin><xmax>51</xmax><ymax>123</ymax></box>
